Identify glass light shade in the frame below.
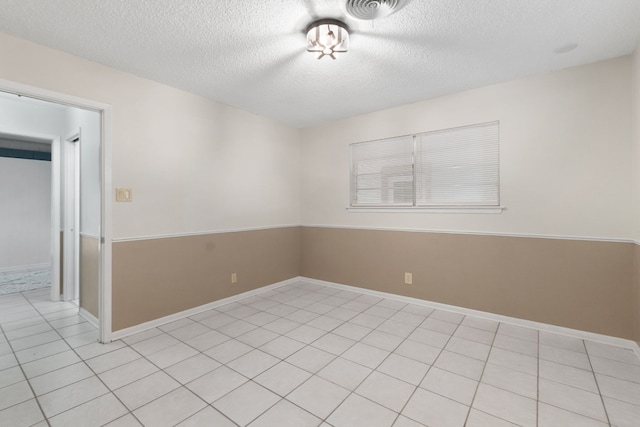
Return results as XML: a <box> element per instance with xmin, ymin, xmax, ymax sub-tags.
<box><xmin>306</xmin><ymin>19</ymin><xmax>349</xmax><ymax>60</ymax></box>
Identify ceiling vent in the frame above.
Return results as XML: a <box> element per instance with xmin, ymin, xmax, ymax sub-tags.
<box><xmin>344</xmin><ymin>0</ymin><xmax>404</xmax><ymax>20</ymax></box>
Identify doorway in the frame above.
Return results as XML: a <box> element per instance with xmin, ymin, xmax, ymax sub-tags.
<box><xmin>0</xmin><ymin>130</ymin><xmax>60</xmax><ymax>297</ymax></box>
<box><xmin>0</xmin><ymin>81</ymin><xmax>112</xmax><ymax>343</ymax></box>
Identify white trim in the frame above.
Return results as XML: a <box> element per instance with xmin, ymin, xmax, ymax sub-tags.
<box><xmin>111</xmin><ymin>224</ymin><xmax>634</xmax><ymax>245</ymax></box>
<box><xmin>0</xmin><ymin>79</ymin><xmax>106</xmax><ymax>113</ymax></box>
<box><xmin>111</xmin><ymin>225</ymin><xmax>637</xmax><ymax>245</ymax></box>
<box><xmin>50</xmin><ymin>136</ymin><xmax>61</xmax><ymax>303</ymax></box>
<box><xmin>0</xmin><ymin>78</ymin><xmax>113</xmax><ymax>344</ymax></box>
<box><xmin>79</xmin><ymin>232</ymin><xmax>100</xmax><ymax>239</ymax></box>
<box><xmin>63</xmin><ymin>130</ymin><xmax>81</xmax><ymax>302</ymax></box>
<box><xmin>99</xmin><ymin>106</ymin><xmax>113</xmax><ymax>344</ymax></box>
<box><xmin>111</xmin><ymin>224</ymin><xmax>301</xmax><ymax>243</ymax></box>
<box><xmin>301</xmin><ymin>277</ymin><xmax>640</xmax><ymax>354</ymax></box>
<box><xmin>110</xmin><ymin>277</ymin><xmax>300</xmax><ymax>341</ymax></box>
<box><xmin>347</xmin><ymin>206</ymin><xmax>504</xmax><ymax>214</ymax></box>
<box><xmin>302</xmin><ymin>224</ymin><xmax>633</xmax><ymax>244</ymax></box>
<box><xmin>79</xmin><ymin>308</ymin><xmax>99</xmax><ymax>328</ymax></box>
<box><xmin>0</xmin><ymin>263</ymin><xmax>52</xmax><ymax>274</ymax></box>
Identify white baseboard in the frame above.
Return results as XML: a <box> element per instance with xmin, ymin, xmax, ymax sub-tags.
<box><xmin>301</xmin><ymin>277</ymin><xmax>640</xmax><ymax>359</ymax></box>
<box><xmin>110</xmin><ymin>277</ymin><xmax>300</xmax><ymax>341</ymax></box>
<box><xmin>109</xmin><ymin>274</ymin><xmax>640</xmax><ymax>361</ymax></box>
<box><xmin>79</xmin><ymin>308</ymin><xmax>99</xmax><ymax>328</ymax></box>
<box><xmin>0</xmin><ymin>263</ymin><xmax>51</xmax><ymax>274</ymax></box>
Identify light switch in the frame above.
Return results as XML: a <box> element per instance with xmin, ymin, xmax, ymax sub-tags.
<box><xmin>116</xmin><ymin>188</ymin><xmax>133</xmax><ymax>202</ymax></box>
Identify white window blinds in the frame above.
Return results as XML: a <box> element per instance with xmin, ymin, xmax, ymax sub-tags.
<box><xmin>350</xmin><ymin>136</ymin><xmax>414</xmax><ymax>206</ymax></box>
<box><xmin>415</xmin><ymin>121</ymin><xmax>500</xmax><ymax>206</ymax></box>
<box><xmin>350</xmin><ymin>121</ymin><xmax>499</xmax><ymax>208</ymax></box>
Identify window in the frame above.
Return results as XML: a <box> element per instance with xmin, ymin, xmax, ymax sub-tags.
<box><xmin>350</xmin><ymin>121</ymin><xmax>499</xmax><ymax>209</ymax></box>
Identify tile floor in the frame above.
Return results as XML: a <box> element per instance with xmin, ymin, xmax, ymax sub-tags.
<box><xmin>1</xmin><ymin>281</ymin><xmax>640</xmax><ymax>426</ymax></box>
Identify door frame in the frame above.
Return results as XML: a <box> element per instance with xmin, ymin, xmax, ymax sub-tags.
<box><xmin>63</xmin><ymin>130</ymin><xmax>81</xmax><ymax>302</ymax></box>
<box><xmin>0</xmin><ymin>78</ymin><xmax>113</xmax><ymax>343</ymax></box>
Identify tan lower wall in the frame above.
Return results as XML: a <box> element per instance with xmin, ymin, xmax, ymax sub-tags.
<box><xmin>301</xmin><ymin>227</ymin><xmax>635</xmax><ymax>339</ymax></box>
<box><xmin>112</xmin><ymin>227</ymin><xmax>301</xmax><ymax>331</ymax></box>
<box><xmin>80</xmin><ymin>235</ymin><xmax>100</xmax><ymax>318</ymax></box>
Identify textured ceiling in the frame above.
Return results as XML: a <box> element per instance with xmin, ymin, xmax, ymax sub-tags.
<box><xmin>0</xmin><ymin>0</ymin><xmax>639</xmax><ymax>127</ymax></box>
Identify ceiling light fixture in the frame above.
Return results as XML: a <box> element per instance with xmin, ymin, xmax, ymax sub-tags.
<box><xmin>306</xmin><ymin>19</ymin><xmax>349</xmax><ymax>60</ymax></box>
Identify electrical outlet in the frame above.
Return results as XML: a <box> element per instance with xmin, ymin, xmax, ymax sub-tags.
<box><xmin>231</xmin><ymin>273</ymin><xmax>237</xmax><ymax>284</ymax></box>
<box><xmin>404</xmin><ymin>272</ymin><xmax>413</xmax><ymax>285</ymax></box>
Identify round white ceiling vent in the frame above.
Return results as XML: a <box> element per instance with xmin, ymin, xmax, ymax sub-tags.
<box><xmin>344</xmin><ymin>0</ymin><xmax>404</xmax><ymax>20</ymax></box>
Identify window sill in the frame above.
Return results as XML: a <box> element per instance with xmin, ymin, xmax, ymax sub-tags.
<box><xmin>347</xmin><ymin>206</ymin><xmax>504</xmax><ymax>214</ymax></box>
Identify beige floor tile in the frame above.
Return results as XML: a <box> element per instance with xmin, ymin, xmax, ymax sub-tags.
<box><xmin>603</xmin><ymin>396</ymin><xmax>640</xmax><ymax>427</ymax></box>
<box><xmin>465</xmin><ymin>408</ymin><xmax>519</xmax><ymax>427</ymax></box>
<box><xmin>38</xmin><ymin>376</ymin><xmax>108</xmax><ymax>418</ymax></box>
<box><xmin>227</xmin><ymin>349</ymin><xmax>280</xmax><ymax>378</ymax></box>
<box><xmin>176</xmin><ymin>406</ymin><xmax>236</xmax><ymax>427</ymax></box>
<box><xmin>254</xmin><ymin>361</ymin><xmax>312</xmax><ymax>396</ymax></box>
<box><xmin>538</xmin><ymin>402</ymin><xmax>608</xmax><ymax>427</ymax></box>
<box><xmin>539</xmin><ymin>359</ymin><xmax>598</xmax><ymax>393</ymax></box>
<box><xmin>472</xmin><ymin>383</ymin><xmax>536</xmax><ymax>427</ymax></box>
<box><xmin>377</xmin><ymin>354</ymin><xmax>430</xmax><ymax>385</ymax></box>
<box><xmin>186</xmin><ymin>365</ymin><xmax>247</xmax><ymax>403</ymax></box>
<box><xmin>213</xmin><ymin>381</ymin><xmax>280</xmax><ymax>426</ymax></box>
<box><xmin>0</xmin><ymin>380</ymin><xmax>33</xmax><ymax>411</ymax></box>
<box><xmin>29</xmin><ymin>362</ymin><xmax>94</xmax><ymax>396</ymax></box>
<box><xmin>249</xmin><ymin>399</ymin><xmax>321</xmax><ymax>427</ymax></box>
<box><xmin>539</xmin><ymin>379</ymin><xmax>607</xmax><ymax>423</ymax></box>
<box><xmin>99</xmin><ymin>358</ymin><xmax>160</xmax><ymax>391</ymax></box>
<box><xmin>0</xmin><ymin>398</ymin><xmax>44</xmax><ymax>427</ymax></box>
<box><xmin>403</xmin><ymin>388</ymin><xmax>469</xmax><ymax>427</ymax></box>
<box><xmin>422</xmin><ymin>367</ymin><xmax>478</xmax><ymax>405</ymax></box>
<box><xmin>133</xmin><ymin>387</ymin><xmax>207</xmax><ymax>427</ymax></box>
<box><xmin>356</xmin><ymin>371</ymin><xmax>416</xmax><ymax>412</ymax></box>
<box><xmin>318</xmin><ymin>357</ymin><xmax>371</xmax><ymax>391</ymax></box>
<box><xmin>342</xmin><ymin>341</ymin><xmax>390</xmax><ymax>369</ymax></box>
<box><xmin>287</xmin><ymin>375</ymin><xmax>350</xmax><ymax>419</ymax></box>
<box><xmin>481</xmin><ymin>362</ymin><xmax>537</xmax><ymax>399</ymax></box>
<box><xmin>48</xmin><ymin>392</ymin><xmax>127</xmax><ymax>427</ymax></box>
<box><xmin>164</xmin><ymin>353</ymin><xmax>221</xmax><ymax>384</ymax></box>
<box><xmin>328</xmin><ymin>393</ymin><xmax>398</xmax><ymax>427</ymax></box>
<box><xmin>114</xmin><ymin>371</ymin><xmax>180</xmax><ymax>410</ymax></box>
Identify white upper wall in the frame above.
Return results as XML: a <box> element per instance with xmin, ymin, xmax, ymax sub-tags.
<box><xmin>301</xmin><ymin>56</ymin><xmax>634</xmax><ymax>240</ymax></box>
<box><xmin>1</xmin><ymin>32</ymin><xmax>635</xmax><ymax>241</ymax></box>
<box><xmin>0</xmin><ymin>95</ymin><xmax>66</xmax><ymax>137</ymax></box>
<box><xmin>0</xmin><ymin>157</ymin><xmax>51</xmax><ymax>270</ymax></box>
<box><xmin>0</xmin><ymin>32</ymin><xmax>302</xmax><ymax>240</ymax></box>
<box><xmin>65</xmin><ymin>108</ymin><xmax>101</xmax><ymax>237</ymax></box>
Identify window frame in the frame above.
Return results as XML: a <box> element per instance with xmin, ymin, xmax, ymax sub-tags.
<box><xmin>348</xmin><ymin>121</ymin><xmax>502</xmax><ymax>213</ymax></box>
